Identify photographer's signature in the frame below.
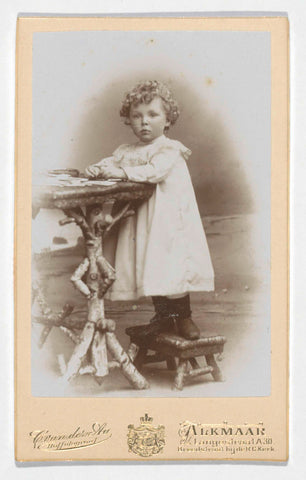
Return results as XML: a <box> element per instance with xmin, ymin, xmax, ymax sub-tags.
<box><xmin>29</xmin><ymin>422</ymin><xmax>111</xmax><ymax>451</ymax></box>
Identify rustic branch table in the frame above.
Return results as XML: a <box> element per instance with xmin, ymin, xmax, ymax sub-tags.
<box><xmin>32</xmin><ymin>180</ymin><xmax>155</xmax><ymax>390</ymax></box>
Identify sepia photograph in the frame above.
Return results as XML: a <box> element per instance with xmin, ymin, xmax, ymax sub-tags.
<box><xmin>12</xmin><ymin>13</ymin><xmax>290</xmax><ymax>463</ymax></box>
<box><xmin>30</xmin><ymin>29</ymin><xmax>271</xmax><ymax>398</ymax></box>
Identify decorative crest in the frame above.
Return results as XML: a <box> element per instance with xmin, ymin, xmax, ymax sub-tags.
<box><xmin>127</xmin><ymin>414</ymin><xmax>165</xmax><ymax>457</ymax></box>
<box><xmin>140</xmin><ymin>414</ymin><xmax>153</xmax><ymax>424</ymax></box>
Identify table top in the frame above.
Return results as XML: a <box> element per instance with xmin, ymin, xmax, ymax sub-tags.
<box><xmin>33</xmin><ymin>180</ymin><xmax>155</xmax><ymax>210</ymax></box>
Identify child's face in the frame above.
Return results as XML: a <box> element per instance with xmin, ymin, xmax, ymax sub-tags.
<box><xmin>129</xmin><ymin>96</ymin><xmax>170</xmax><ymax>143</ymax></box>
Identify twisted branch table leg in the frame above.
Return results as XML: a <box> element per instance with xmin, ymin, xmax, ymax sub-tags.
<box><xmin>32</xmin><ymin>282</ymin><xmax>74</xmax><ymax>348</ymax></box>
<box><xmin>59</xmin><ymin>203</ymin><xmax>149</xmax><ymax>389</ymax></box>
<box><xmin>62</xmin><ymin>320</ymin><xmax>98</xmax><ymax>382</ymax></box>
<box><xmin>106</xmin><ymin>333</ymin><xmax>149</xmax><ymax>389</ymax></box>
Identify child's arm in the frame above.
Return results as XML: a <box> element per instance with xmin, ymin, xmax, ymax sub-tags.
<box><xmin>121</xmin><ymin>146</ymin><xmax>180</xmax><ymax>184</ymax></box>
<box><xmin>89</xmin><ymin>165</ymin><xmax>127</xmax><ymax>180</ymax></box>
<box><xmin>85</xmin><ymin>156</ymin><xmax>117</xmax><ymax>178</ymax></box>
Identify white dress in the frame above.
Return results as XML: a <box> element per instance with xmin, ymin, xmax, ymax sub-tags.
<box><xmin>96</xmin><ymin>134</ymin><xmax>214</xmax><ymax>301</ymax></box>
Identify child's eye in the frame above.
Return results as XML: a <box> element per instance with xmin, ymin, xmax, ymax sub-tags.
<box><xmin>149</xmin><ymin>112</ymin><xmax>158</xmax><ymax>117</ymax></box>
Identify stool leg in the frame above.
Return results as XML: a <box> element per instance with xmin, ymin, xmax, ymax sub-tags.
<box><xmin>174</xmin><ymin>359</ymin><xmax>187</xmax><ymax>390</ymax></box>
<box><xmin>166</xmin><ymin>356</ymin><xmax>177</xmax><ymax>371</ymax></box>
<box><xmin>205</xmin><ymin>354</ymin><xmax>223</xmax><ymax>381</ymax></box>
<box><xmin>189</xmin><ymin>357</ymin><xmax>200</xmax><ymax>369</ymax></box>
<box><xmin>134</xmin><ymin>348</ymin><xmax>148</xmax><ymax>371</ymax></box>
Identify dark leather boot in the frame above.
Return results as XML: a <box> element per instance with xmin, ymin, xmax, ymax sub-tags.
<box><xmin>167</xmin><ymin>295</ymin><xmax>200</xmax><ymax>340</ymax></box>
<box><xmin>137</xmin><ymin>296</ymin><xmax>175</xmax><ymax>337</ymax></box>
<box><xmin>176</xmin><ymin>316</ymin><xmax>200</xmax><ymax>340</ymax></box>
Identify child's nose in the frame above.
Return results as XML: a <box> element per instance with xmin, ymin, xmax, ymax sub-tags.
<box><xmin>141</xmin><ymin>116</ymin><xmax>149</xmax><ymax>125</ymax></box>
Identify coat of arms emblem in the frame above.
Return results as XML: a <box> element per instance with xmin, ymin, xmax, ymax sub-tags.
<box><xmin>127</xmin><ymin>414</ymin><xmax>165</xmax><ymax>457</ymax></box>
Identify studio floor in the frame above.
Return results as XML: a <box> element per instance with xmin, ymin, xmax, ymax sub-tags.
<box><xmin>31</xmin><ymin>215</ymin><xmax>270</xmax><ymax>398</ymax></box>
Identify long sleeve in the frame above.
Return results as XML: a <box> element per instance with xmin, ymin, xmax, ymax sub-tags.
<box><xmin>92</xmin><ymin>156</ymin><xmax>116</xmax><ymax>167</ymax></box>
<box><xmin>91</xmin><ymin>143</ymin><xmax>134</xmax><ymax>168</ymax></box>
<box><xmin>122</xmin><ymin>146</ymin><xmax>182</xmax><ymax>184</ymax></box>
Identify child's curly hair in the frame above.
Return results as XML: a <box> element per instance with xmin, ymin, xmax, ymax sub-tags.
<box><xmin>120</xmin><ymin>80</ymin><xmax>180</xmax><ymax>131</ymax></box>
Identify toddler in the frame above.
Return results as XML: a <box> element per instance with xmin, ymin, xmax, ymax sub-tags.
<box><xmin>85</xmin><ymin>80</ymin><xmax>214</xmax><ymax>340</ymax></box>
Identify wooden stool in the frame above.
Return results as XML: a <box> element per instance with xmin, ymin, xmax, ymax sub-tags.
<box><xmin>126</xmin><ymin>325</ymin><xmax>226</xmax><ymax>390</ymax></box>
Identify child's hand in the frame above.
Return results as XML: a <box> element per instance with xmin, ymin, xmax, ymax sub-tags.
<box><xmin>85</xmin><ymin>165</ymin><xmax>103</xmax><ymax>178</ymax></box>
<box><xmin>97</xmin><ymin>166</ymin><xmax>127</xmax><ymax>180</ymax></box>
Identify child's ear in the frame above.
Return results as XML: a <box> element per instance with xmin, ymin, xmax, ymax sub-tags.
<box><xmin>165</xmin><ymin>119</ymin><xmax>170</xmax><ymax>128</ymax></box>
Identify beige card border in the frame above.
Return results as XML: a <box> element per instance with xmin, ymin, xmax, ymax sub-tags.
<box><xmin>15</xmin><ymin>16</ymin><xmax>289</xmax><ymax>462</ymax></box>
